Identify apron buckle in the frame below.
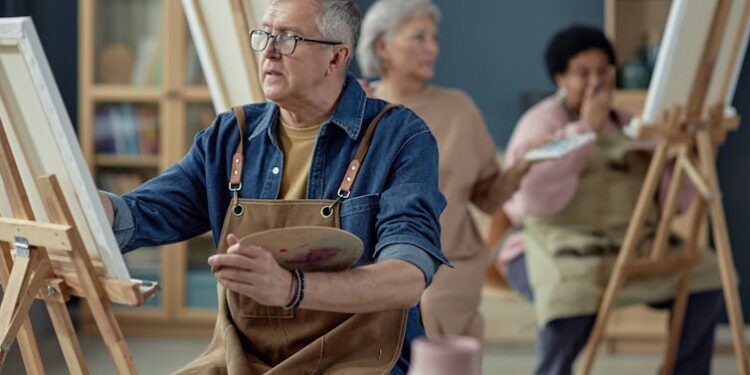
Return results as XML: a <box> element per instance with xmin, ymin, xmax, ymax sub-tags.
<box><xmin>336</xmin><ymin>188</ymin><xmax>350</xmax><ymax>199</ymax></box>
<box><xmin>321</xmin><ymin>192</ymin><xmax>347</xmax><ymax>218</ymax></box>
<box><xmin>229</xmin><ymin>183</ymin><xmax>244</xmax><ymax>216</ymax></box>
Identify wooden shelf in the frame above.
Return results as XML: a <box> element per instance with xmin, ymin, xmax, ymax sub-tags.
<box><xmin>606</xmin><ymin>0</ymin><xmax>671</xmax><ymax>114</ymax></box>
<box><xmin>90</xmin><ymin>85</ymin><xmax>164</xmax><ymax>102</ymax></box>
<box><xmin>605</xmin><ymin>0</ymin><xmax>672</xmax><ymax>64</ymax></box>
<box><xmin>613</xmin><ymin>89</ymin><xmax>648</xmax><ymax>115</ymax></box>
<box><xmin>94</xmin><ymin>154</ymin><xmax>161</xmax><ymax>168</ymax></box>
<box><xmin>182</xmin><ymin>86</ymin><xmax>212</xmax><ymax>101</ymax></box>
<box><xmin>79</xmin><ymin>0</ymin><xmax>219</xmax><ymax>338</ymax></box>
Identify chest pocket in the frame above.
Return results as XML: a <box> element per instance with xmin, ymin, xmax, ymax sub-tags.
<box><xmin>340</xmin><ymin>193</ymin><xmax>380</xmax><ymax>265</ymax></box>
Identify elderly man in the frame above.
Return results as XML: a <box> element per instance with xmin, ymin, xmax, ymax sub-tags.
<box><xmin>100</xmin><ymin>0</ymin><xmax>446</xmax><ymax>373</ymax></box>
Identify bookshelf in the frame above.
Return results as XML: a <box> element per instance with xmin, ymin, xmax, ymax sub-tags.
<box><xmin>606</xmin><ymin>0</ymin><xmax>672</xmax><ymax>114</ymax></box>
<box><xmin>79</xmin><ymin>0</ymin><xmax>218</xmax><ymax>336</ymax></box>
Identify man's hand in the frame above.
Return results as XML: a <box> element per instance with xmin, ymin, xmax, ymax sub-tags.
<box><xmin>209</xmin><ymin>234</ymin><xmax>295</xmax><ymax>307</ymax></box>
<box><xmin>98</xmin><ymin>191</ymin><xmax>114</xmax><ymax>226</ymax></box>
<box><xmin>580</xmin><ymin>83</ymin><xmax>612</xmax><ymax>133</ymax></box>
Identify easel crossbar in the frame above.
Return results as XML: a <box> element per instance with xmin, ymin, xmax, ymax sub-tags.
<box><xmin>0</xmin><ymin>218</ymin><xmax>73</xmax><ymax>251</ymax></box>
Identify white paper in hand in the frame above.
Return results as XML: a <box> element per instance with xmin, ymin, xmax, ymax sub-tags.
<box><xmin>523</xmin><ymin>132</ymin><xmax>597</xmax><ymax>161</ymax></box>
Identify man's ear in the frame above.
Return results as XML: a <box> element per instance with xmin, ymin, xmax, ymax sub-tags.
<box><xmin>328</xmin><ymin>44</ymin><xmax>351</xmax><ymax>76</ymax></box>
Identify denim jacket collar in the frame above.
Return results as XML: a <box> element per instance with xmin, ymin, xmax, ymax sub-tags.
<box><xmin>248</xmin><ymin>73</ymin><xmax>367</xmax><ymax>142</ymax></box>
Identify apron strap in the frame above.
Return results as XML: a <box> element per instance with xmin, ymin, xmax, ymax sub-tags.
<box><xmin>337</xmin><ymin>103</ymin><xmax>401</xmax><ymax>198</ymax></box>
<box><xmin>230</xmin><ymin>106</ymin><xmax>247</xmax><ymax>191</ymax></box>
<box><xmin>228</xmin><ymin>103</ymin><xmax>400</xmax><ymax>198</ymax></box>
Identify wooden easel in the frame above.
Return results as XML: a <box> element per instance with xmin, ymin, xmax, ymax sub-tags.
<box><xmin>579</xmin><ymin>0</ymin><xmax>750</xmax><ymax>374</ymax></box>
<box><xmin>0</xmin><ymin>117</ymin><xmax>159</xmax><ymax>374</ymax></box>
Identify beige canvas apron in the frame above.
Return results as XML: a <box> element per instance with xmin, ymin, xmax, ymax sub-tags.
<box><xmin>173</xmin><ymin>105</ymin><xmax>408</xmax><ymax>375</ymax></box>
<box><xmin>523</xmin><ymin>130</ymin><xmax>721</xmax><ymax>325</ymax></box>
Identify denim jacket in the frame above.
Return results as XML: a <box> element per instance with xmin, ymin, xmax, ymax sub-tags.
<box><xmin>107</xmin><ymin>74</ymin><xmax>447</xmax><ymax>373</ymax></box>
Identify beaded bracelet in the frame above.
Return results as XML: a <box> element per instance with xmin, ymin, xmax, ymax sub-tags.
<box><xmin>283</xmin><ymin>269</ymin><xmax>305</xmax><ymax>310</ymax></box>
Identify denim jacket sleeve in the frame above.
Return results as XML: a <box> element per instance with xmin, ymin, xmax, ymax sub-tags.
<box><xmin>114</xmin><ymin>122</ymin><xmax>216</xmax><ymax>252</ymax></box>
<box><xmin>373</xmin><ymin>115</ymin><xmax>448</xmax><ymax>275</ymax></box>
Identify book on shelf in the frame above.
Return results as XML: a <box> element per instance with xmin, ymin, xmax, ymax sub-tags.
<box><xmin>94</xmin><ymin>104</ymin><xmax>160</xmax><ymax>156</ymax></box>
<box><xmin>136</xmin><ymin>106</ymin><xmax>159</xmax><ymax>155</ymax></box>
<box><xmin>97</xmin><ymin>170</ymin><xmax>148</xmax><ymax>195</ymax></box>
<box><xmin>130</xmin><ymin>36</ymin><xmax>159</xmax><ymax>85</ymax></box>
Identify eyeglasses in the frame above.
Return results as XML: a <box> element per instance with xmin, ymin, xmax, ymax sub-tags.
<box><xmin>249</xmin><ymin>29</ymin><xmax>341</xmax><ymax>56</ymax></box>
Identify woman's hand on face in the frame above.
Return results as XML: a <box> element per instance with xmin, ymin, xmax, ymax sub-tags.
<box><xmin>209</xmin><ymin>233</ymin><xmax>295</xmax><ymax>307</ymax></box>
<box><xmin>580</xmin><ymin>82</ymin><xmax>612</xmax><ymax>133</ymax></box>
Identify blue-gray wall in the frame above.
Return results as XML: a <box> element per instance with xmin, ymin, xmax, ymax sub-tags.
<box><xmin>355</xmin><ymin>0</ymin><xmax>603</xmax><ymax>145</ymax></box>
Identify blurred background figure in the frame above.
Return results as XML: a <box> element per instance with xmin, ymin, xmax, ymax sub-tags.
<box><xmin>493</xmin><ymin>25</ymin><xmax>723</xmax><ymax>375</ymax></box>
<box><xmin>357</xmin><ymin>0</ymin><xmax>530</xmax><ymax>342</ymax></box>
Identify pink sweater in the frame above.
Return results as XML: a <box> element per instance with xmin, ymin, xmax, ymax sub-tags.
<box><xmin>497</xmin><ymin>97</ymin><xmax>693</xmax><ymax>268</ymax></box>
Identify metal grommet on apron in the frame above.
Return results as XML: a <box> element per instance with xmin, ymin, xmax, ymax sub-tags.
<box><xmin>320</xmin><ymin>204</ymin><xmax>334</xmax><ymax>218</ymax></box>
<box><xmin>172</xmin><ymin>104</ymin><xmax>410</xmax><ymax>375</ymax></box>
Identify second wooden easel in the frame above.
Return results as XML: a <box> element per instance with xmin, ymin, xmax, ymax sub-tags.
<box><xmin>0</xmin><ymin>114</ymin><xmax>159</xmax><ymax>374</ymax></box>
<box><xmin>579</xmin><ymin>0</ymin><xmax>750</xmax><ymax>374</ymax></box>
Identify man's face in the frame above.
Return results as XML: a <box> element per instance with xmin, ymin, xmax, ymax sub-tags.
<box><xmin>259</xmin><ymin>1</ymin><xmax>337</xmax><ymax>104</ymax></box>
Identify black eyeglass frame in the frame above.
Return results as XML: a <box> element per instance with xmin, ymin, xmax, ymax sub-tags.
<box><xmin>249</xmin><ymin>29</ymin><xmax>342</xmax><ymax>55</ymax></box>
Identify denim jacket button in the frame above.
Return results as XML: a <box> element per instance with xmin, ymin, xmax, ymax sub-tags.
<box><xmin>272</xmin><ymin>167</ymin><xmax>280</xmax><ymax>175</ymax></box>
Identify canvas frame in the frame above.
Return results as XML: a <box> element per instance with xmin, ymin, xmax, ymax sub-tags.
<box><xmin>181</xmin><ymin>0</ymin><xmax>268</xmax><ymax>113</ymax></box>
<box><xmin>642</xmin><ymin>0</ymin><xmax>750</xmax><ymax>123</ymax></box>
<box><xmin>0</xmin><ymin>17</ymin><xmax>129</xmax><ymax>280</ymax></box>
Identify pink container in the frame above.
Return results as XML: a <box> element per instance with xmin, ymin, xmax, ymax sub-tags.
<box><xmin>407</xmin><ymin>336</ymin><xmax>482</xmax><ymax>375</ymax></box>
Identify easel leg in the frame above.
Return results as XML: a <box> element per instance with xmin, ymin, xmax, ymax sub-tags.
<box><xmin>696</xmin><ymin>132</ymin><xmax>750</xmax><ymax>375</ymax></box>
<box><xmin>661</xmin><ymin>200</ymin><xmax>707</xmax><ymax>375</ymax></box>
<box><xmin>0</xmin><ymin>118</ymin><xmax>46</xmax><ymax>374</ymax></box>
<box><xmin>36</xmin><ymin>176</ymin><xmax>138</xmax><ymax>375</ymax></box>
<box><xmin>661</xmin><ymin>270</ymin><xmax>693</xmax><ymax>375</ymax></box>
<box><xmin>578</xmin><ymin>142</ymin><xmax>671</xmax><ymax>375</ymax></box>
<box><xmin>45</xmin><ymin>301</ymin><xmax>89</xmax><ymax>375</ymax></box>
<box><xmin>86</xmin><ymin>299</ymin><xmax>138</xmax><ymax>374</ymax></box>
<box><xmin>0</xmin><ymin>250</ymin><xmax>49</xmax><ymax>375</ymax></box>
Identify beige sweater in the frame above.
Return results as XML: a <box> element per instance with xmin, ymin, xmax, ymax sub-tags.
<box><xmin>381</xmin><ymin>85</ymin><xmax>502</xmax><ymax>260</ymax></box>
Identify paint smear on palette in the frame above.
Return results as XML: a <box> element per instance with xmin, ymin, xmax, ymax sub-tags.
<box><xmin>287</xmin><ymin>248</ymin><xmax>339</xmax><ymax>264</ymax></box>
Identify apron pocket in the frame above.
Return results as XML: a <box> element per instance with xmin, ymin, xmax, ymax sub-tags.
<box><xmin>232</xmin><ymin>293</ymin><xmax>294</xmax><ymax>319</ymax></box>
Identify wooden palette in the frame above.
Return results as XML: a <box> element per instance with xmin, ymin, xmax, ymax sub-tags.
<box><xmin>238</xmin><ymin>226</ymin><xmax>364</xmax><ymax>272</ymax></box>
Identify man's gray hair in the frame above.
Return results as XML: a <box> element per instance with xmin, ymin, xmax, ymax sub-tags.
<box><xmin>356</xmin><ymin>0</ymin><xmax>441</xmax><ymax>79</ymax></box>
<box><xmin>317</xmin><ymin>0</ymin><xmax>362</xmax><ymax>52</ymax></box>
<box><xmin>269</xmin><ymin>0</ymin><xmax>361</xmax><ymax>52</ymax></box>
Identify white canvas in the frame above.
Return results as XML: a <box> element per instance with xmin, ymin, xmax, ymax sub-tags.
<box><xmin>0</xmin><ymin>17</ymin><xmax>130</xmax><ymax>280</ymax></box>
<box><xmin>641</xmin><ymin>0</ymin><xmax>750</xmax><ymax>125</ymax></box>
<box><xmin>181</xmin><ymin>0</ymin><xmax>268</xmax><ymax>114</ymax></box>
<box><xmin>642</xmin><ymin>0</ymin><xmax>720</xmax><ymax>123</ymax></box>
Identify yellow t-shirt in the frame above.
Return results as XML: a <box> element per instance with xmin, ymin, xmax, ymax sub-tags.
<box><xmin>277</xmin><ymin>118</ymin><xmax>322</xmax><ymax>200</ymax></box>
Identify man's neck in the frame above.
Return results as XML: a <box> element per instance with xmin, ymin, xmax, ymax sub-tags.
<box><xmin>375</xmin><ymin>74</ymin><xmax>428</xmax><ymax>102</ymax></box>
<box><xmin>278</xmin><ymin>83</ymin><xmax>342</xmax><ymax>128</ymax></box>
